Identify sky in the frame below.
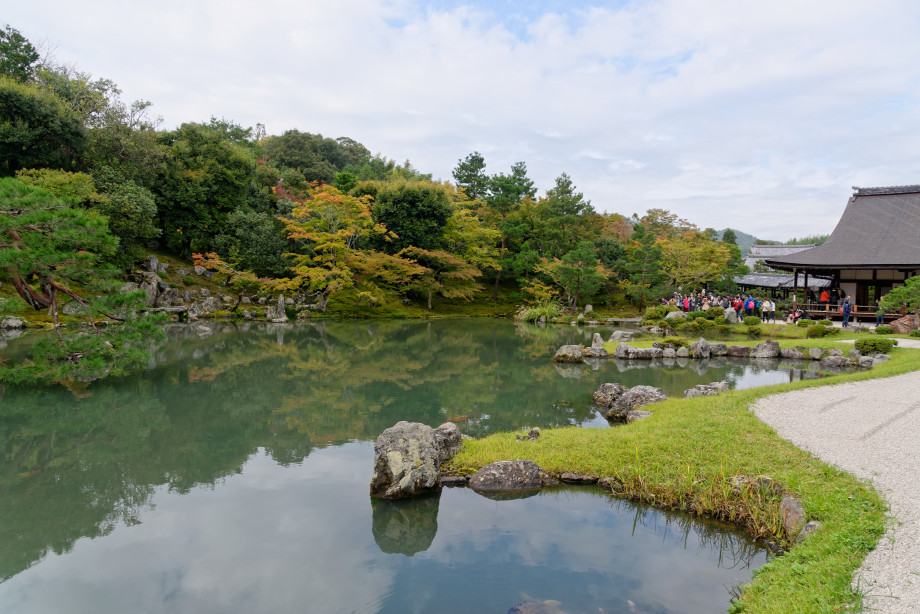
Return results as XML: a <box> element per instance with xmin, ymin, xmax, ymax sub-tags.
<box><xmin>8</xmin><ymin>0</ymin><xmax>920</xmax><ymax>240</ymax></box>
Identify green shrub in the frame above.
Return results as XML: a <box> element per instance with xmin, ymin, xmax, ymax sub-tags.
<box><xmin>662</xmin><ymin>336</ymin><xmax>689</xmax><ymax>348</ymax></box>
<box><xmin>183</xmin><ymin>276</ymin><xmax>195</xmax><ymax>285</ymax></box>
<box><xmin>745</xmin><ymin>324</ymin><xmax>762</xmax><ymax>337</ymax></box>
<box><xmin>806</xmin><ymin>324</ymin><xmax>827</xmax><ymax>338</ymax></box>
<box><xmin>576</xmin><ymin>313</ymin><xmax>585</xmax><ymax>323</ymax></box>
<box><xmin>855</xmin><ymin>338</ymin><xmax>895</xmax><ymax>354</ymax></box>
<box><xmin>695</xmin><ymin>317</ymin><xmax>714</xmax><ymax>328</ymax></box>
<box><xmin>743</xmin><ymin>316</ymin><xmax>761</xmax><ymax>326</ymax></box>
<box><xmin>664</xmin><ymin>305</ymin><xmax>681</xmax><ymax>314</ymax></box>
<box><xmin>684</xmin><ymin>320</ymin><xmax>701</xmax><ymax>331</ymax></box>
<box><xmin>157</xmin><ymin>271</ymin><xmax>168</xmax><ymax>280</ymax></box>
<box><xmin>796</xmin><ymin>318</ymin><xmax>815</xmax><ymax>327</ymax></box>
<box><xmin>818</xmin><ymin>319</ymin><xmax>833</xmax><ymax>326</ymax></box>
<box><xmin>516</xmin><ymin>303</ymin><xmax>561</xmax><ymax>322</ymax></box>
<box><xmin>687</xmin><ymin>310</ymin><xmax>708</xmax><ymax>320</ymax></box>
<box><xmin>910</xmin><ymin>329</ymin><xmax>920</xmax><ymax>338</ymax></box>
<box><xmin>716</xmin><ymin>324</ymin><xmax>733</xmax><ymax>335</ymax></box>
<box><xmin>875</xmin><ymin>325</ymin><xmax>893</xmax><ymax>334</ymax></box>
<box><xmin>644</xmin><ymin>306</ymin><xmax>666</xmax><ymax>321</ymax></box>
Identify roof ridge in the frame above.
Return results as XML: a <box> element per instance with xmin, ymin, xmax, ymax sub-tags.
<box><xmin>852</xmin><ymin>185</ymin><xmax>920</xmax><ymax>196</ymax></box>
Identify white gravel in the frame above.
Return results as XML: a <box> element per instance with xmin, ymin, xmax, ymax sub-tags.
<box><xmin>753</xmin><ymin>367</ymin><xmax>920</xmax><ymax>613</ymax></box>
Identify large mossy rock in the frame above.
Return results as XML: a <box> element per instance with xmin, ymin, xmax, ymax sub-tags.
<box><xmin>592</xmin><ymin>383</ymin><xmax>628</xmax><ymax>409</ymax></box>
<box><xmin>469</xmin><ymin>460</ymin><xmax>558</xmax><ymax>493</ymax></box>
<box><xmin>370</xmin><ymin>421</ymin><xmax>442</xmax><ymax>499</ymax></box>
<box><xmin>607</xmin><ymin>385</ymin><xmax>667</xmax><ymax>419</ymax></box>
<box><xmin>724</xmin><ymin>308</ymin><xmax>739</xmax><ymax>324</ymax></box>
<box><xmin>553</xmin><ymin>345</ymin><xmax>585</xmax><ymax>363</ymax></box>
<box><xmin>750</xmin><ymin>340</ymin><xmax>780</xmax><ymax>358</ymax></box>
<box><xmin>688</xmin><ymin>338</ymin><xmax>711</xmax><ymax>358</ymax></box>
<box><xmin>433</xmin><ymin>422</ymin><xmax>463</xmax><ymax>462</ymax></box>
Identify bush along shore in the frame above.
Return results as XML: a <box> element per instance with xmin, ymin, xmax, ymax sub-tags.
<box><xmin>439</xmin><ymin>336</ymin><xmax>920</xmax><ymax>613</ymax></box>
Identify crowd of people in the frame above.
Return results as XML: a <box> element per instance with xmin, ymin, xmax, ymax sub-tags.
<box><xmin>662</xmin><ymin>286</ymin><xmax>887</xmax><ymax>329</ymax></box>
<box><xmin>661</xmin><ymin>291</ymin><xmax>778</xmax><ymax>322</ymax></box>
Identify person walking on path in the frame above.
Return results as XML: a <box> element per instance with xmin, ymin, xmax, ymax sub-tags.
<box><xmin>842</xmin><ymin>295</ymin><xmax>853</xmax><ymax>327</ymax></box>
<box><xmin>875</xmin><ymin>299</ymin><xmax>885</xmax><ymax>327</ymax></box>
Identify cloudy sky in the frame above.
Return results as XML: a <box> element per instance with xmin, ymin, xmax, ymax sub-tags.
<box><xmin>8</xmin><ymin>0</ymin><xmax>920</xmax><ymax>239</ymax></box>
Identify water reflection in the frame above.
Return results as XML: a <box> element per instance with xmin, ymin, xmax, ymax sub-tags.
<box><xmin>0</xmin><ymin>320</ymin><xmax>785</xmax><ymax>611</ymax></box>
<box><xmin>372</xmin><ymin>493</ymin><xmax>441</xmax><ymax>556</ymax></box>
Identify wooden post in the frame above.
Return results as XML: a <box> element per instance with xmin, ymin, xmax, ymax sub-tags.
<box><xmin>793</xmin><ymin>268</ymin><xmax>798</xmax><ymax>312</ymax></box>
<box><xmin>804</xmin><ymin>271</ymin><xmax>810</xmax><ymax>308</ymax></box>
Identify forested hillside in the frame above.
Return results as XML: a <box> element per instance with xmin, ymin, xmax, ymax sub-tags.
<box><xmin>0</xmin><ymin>25</ymin><xmax>749</xmax><ymax>320</ymax></box>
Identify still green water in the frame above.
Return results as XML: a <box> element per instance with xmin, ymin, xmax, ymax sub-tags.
<box><xmin>0</xmin><ymin>320</ymin><xmax>783</xmax><ymax>613</ymax></box>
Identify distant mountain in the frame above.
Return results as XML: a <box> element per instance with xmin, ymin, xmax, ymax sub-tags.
<box><xmin>715</xmin><ymin>228</ymin><xmax>760</xmax><ymax>256</ymax></box>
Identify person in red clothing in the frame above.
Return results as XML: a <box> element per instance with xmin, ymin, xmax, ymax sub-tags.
<box><xmin>820</xmin><ymin>289</ymin><xmax>829</xmax><ymax>308</ymax></box>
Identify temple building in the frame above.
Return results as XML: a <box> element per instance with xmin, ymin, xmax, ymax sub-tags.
<box><xmin>764</xmin><ymin>185</ymin><xmax>920</xmax><ymax>308</ymax></box>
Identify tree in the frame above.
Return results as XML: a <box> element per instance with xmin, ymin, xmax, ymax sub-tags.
<box><xmin>486</xmin><ymin>161</ymin><xmax>535</xmax><ymax>298</ymax></box>
<box><xmin>399</xmin><ymin>247</ymin><xmax>482</xmax><ymax>309</ymax></box>
<box><xmin>276</xmin><ymin>185</ymin><xmax>421</xmax><ymax>310</ymax></box>
<box><xmin>0</xmin><ymin>25</ymin><xmax>38</xmax><ymax>83</ymax></box>
<box><xmin>452</xmin><ymin>152</ymin><xmax>489</xmax><ymax>200</ymax></box>
<box><xmin>660</xmin><ymin>232</ymin><xmax>732</xmax><ymax>290</ymax></box>
<box><xmin>536</xmin><ymin>173</ymin><xmax>598</xmax><ymax>258</ymax></box>
<box><xmin>721</xmin><ymin>228</ymin><xmax>737</xmax><ymax>245</ymax></box>
<box><xmin>621</xmin><ymin>223</ymin><xmax>666</xmax><ymax>310</ymax></box>
<box><xmin>358</xmin><ymin>181</ymin><xmax>453</xmax><ymax>254</ymax></box>
<box><xmin>0</xmin><ymin>77</ymin><xmax>85</xmax><ymax>175</ymax></box>
<box><xmin>537</xmin><ymin>241</ymin><xmax>607</xmax><ymax>314</ymax></box>
<box><xmin>0</xmin><ymin>178</ymin><xmax>165</xmax><ymax>382</ymax></box>
<box><xmin>155</xmin><ymin>122</ymin><xmax>257</xmax><ymax>255</ymax></box>
<box><xmin>15</xmin><ymin>167</ymin><xmax>160</xmax><ymax>268</ymax></box>
<box><xmin>880</xmin><ymin>276</ymin><xmax>920</xmax><ymax>314</ymax></box>
<box><xmin>638</xmin><ymin>208</ymin><xmax>696</xmax><ymax>239</ymax></box>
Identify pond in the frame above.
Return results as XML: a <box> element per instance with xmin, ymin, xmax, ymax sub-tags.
<box><xmin>0</xmin><ymin>320</ymin><xmax>785</xmax><ymax>613</ymax></box>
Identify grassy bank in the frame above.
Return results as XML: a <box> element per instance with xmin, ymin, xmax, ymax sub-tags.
<box><xmin>444</xmin><ymin>338</ymin><xmax>920</xmax><ymax>613</ymax></box>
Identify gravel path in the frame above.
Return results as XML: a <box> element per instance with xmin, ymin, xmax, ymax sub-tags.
<box><xmin>753</xmin><ymin>367</ymin><xmax>920</xmax><ymax>613</ymax></box>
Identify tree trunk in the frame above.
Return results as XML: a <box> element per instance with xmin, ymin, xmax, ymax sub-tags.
<box><xmin>427</xmin><ymin>285</ymin><xmax>433</xmax><ymax>310</ymax></box>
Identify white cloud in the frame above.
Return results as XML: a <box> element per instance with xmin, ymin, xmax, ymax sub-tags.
<box><xmin>7</xmin><ymin>0</ymin><xmax>920</xmax><ymax>239</ymax></box>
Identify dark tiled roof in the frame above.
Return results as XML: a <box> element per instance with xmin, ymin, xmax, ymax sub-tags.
<box><xmin>735</xmin><ymin>273</ymin><xmax>832</xmax><ymax>289</ymax></box>
<box><xmin>765</xmin><ymin>187</ymin><xmax>920</xmax><ymax>269</ymax></box>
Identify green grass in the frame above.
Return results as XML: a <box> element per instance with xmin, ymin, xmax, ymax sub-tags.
<box><xmin>444</xmin><ymin>338</ymin><xmax>920</xmax><ymax>613</ymax></box>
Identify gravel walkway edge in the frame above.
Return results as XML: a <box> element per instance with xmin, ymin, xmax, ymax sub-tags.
<box><xmin>753</xmin><ymin>369</ymin><xmax>920</xmax><ymax>613</ymax></box>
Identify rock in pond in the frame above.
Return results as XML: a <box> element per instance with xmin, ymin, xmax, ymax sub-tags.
<box><xmin>780</xmin><ymin>347</ymin><xmax>808</xmax><ymax>360</ymax></box>
<box><xmin>750</xmin><ymin>340</ymin><xmax>780</xmax><ymax>358</ymax></box>
<box><xmin>434</xmin><ymin>422</ymin><xmax>464</xmax><ymax>461</ymax></box>
<box><xmin>688</xmin><ymin>338</ymin><xmax>710</xmax><ymax>358</ymax></box>
<box><xmin>709</xmin><ymin>342</ymin><xmax>728</xmax><ymax>356</ymax></box>
<box><xmin>820</xmin><ymin>355</ymin><xmax>852</xmax><ymax>369</ymax></box>
<box><xmin>370</xmin><ymin>421</ymin><xmax>442</xmax><ymax>499</ymax></box>
<box><xmin>607</xmin><ymin>385</ymin><xmax>667</xmax><ymax>420</ymax></box>
<box><xmin>469</xmin><ymin>460</ymin><xmax>558</xmax><ymax>493</ymax></box>
<box><xmin>727</xmin><ymin>345</ymin><xmax>750</xmax><ymax>358</ymax></box>
<box><xmin>592</xmin><ymin>383</ymin><xmax>628</xmax><ymax>408</ymax></box>
<box><xmin>553</xmin><ymin>345</ymin><xmax>585</xmax><ymax>363</ymax></box>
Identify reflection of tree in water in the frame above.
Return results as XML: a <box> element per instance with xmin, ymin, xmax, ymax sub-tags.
<box><xmin>0</xmin><ymin>321</ymin><xmax>615</xmax><ymax>582</ymax></box>
<box><xmin>606</xmin><ymin>497</ymin><xmax>767</xmax><ymax>570</ymax></box>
